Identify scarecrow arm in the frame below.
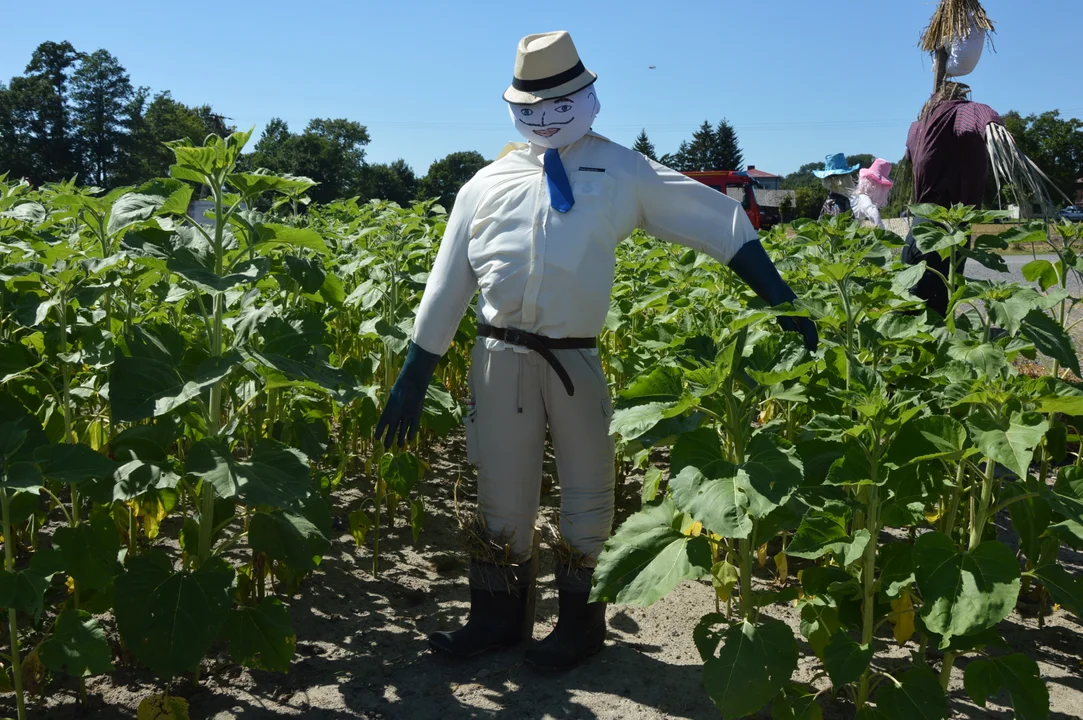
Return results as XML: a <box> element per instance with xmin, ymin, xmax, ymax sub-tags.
<box><xmin>866</xmin><ymin>204</ymin><xmax>884</xmax><ymax>229</ymax></box>
<box><xmin>633</xmin><ymin>156</ymin><xmax>818</xmax><ymax>351</ymax></box>
<box><xmin>727</xmin><ymin>241</ymin><xmax>819</xmax><ymax>352</ymax></box>
<box><xmin>634</xmin><ymin>156</ymin><xmax>758</xmax><ymax>265</ymax></box>
<box><xmin>985</xmin><ymin>122</ymin><xmax>1073</xmax><ymax>217</ymax></box>
<box><xmin>377</xmin><ymin>181</ymin><xmax>480</xmax><ymax>448</ymax></box>
<box><xmin>412</xmin><ymin>182</ymin><xmax>481</xmax><ymax>357</ymax></box>
<box><xmin>374</xmin><ymin>342</ymin><xmax>441</xmax><ymax>449</ymax></box>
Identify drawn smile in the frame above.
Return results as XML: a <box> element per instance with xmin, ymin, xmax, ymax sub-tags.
<box><xmin>534</xmin><ymin>128</ymin><xmax>561</xmax><ymax>137</ymax></box>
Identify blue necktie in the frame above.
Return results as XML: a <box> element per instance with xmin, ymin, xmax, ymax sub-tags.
<box><xmin>544</xmin><ymin>147</ymin><xmax>574</xmax><ymax>213</ymax></box>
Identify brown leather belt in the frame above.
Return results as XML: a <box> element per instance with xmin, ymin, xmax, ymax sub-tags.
<box><xmin>477</xmin><ymin>324</ymin><xmax>596</xmax><ymax>396</ymax></box>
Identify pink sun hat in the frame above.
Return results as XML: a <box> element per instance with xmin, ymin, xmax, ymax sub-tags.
<box><xmin>859</xmin><ymin>159</ymin><xmax>894</xmax><ymax>187</ymax></box>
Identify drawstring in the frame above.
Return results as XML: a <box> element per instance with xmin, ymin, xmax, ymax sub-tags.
<box><xmin>516</xmin><ymin>352</ymin><xmax>524</xmax><ymax>414</ymax></box>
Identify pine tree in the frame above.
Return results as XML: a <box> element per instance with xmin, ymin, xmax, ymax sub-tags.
<box><xmin>678</xmin><ymin>121</ymin><xmax>716</xmax><ymax>171</ymax></box>
<box><xmin>667</xmin><ymin>119</ymin><xmax>745</xmax><ymax>172</ymax></box>
<box><xmin>23</xmin><ymin>41</ymin><xmax>83</xmax><ymax>181</ymax></box>
<box><xmin>670</xmin><ymin>140</ymin><xmax>693</xmax><ymax>171</ymax></box>
<box><xmin>714</xmin><ymin>120</ymin><xmax>744</xmax><ymax>171</ymax></box>
<box><xmin>632</xmin><ymin>129</ymin><xmax>657</xmax><ymax>161</ymax></box>
<box><xmin>71</xmin><ymin>49</ymin><xmax>133</xmax><ymax>186</ymax></box>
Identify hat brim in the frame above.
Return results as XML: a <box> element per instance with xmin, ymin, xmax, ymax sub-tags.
<box><xmin>813</xmin><ymin>163</ymin><xmax>861</xmax><ymax>178</ymax></box>
<box><xmin>859</xmin><ymin>168</ymin><xmax>894</xmax><ymax>187</ymax></box>
<box><xmin>502</xmin><ymin>71</ymin><xmax>598</xmax><ymax>105</ymax></box>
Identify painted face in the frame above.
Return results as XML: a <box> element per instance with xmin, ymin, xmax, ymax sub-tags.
<box><xmin>508</xmin><ymin>84</ymin><xmax>600</xmax><ymax>149</ymax></box>
<box><xmin>822</xmin><ymin>174</ymin><xmax>856</xmax><ymax>195</ymax></box>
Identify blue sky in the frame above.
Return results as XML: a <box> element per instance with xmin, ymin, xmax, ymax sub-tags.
<box><xmin>3</xmin><ymin>0</ymin><xmax>1080</xmax><ymax>178</ymax></box>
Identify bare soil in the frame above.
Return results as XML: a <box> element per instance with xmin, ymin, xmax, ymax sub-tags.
<box><xmin>4</xmin><ymin>436</ymin><xmax>1083</xmax><ymax>720</ymax></box>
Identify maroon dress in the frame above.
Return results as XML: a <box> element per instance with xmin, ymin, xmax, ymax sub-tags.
<box><xmin>901</xmin><ymin>99</ymin><xmax>1003</xmax><ymax>317</ymax></box>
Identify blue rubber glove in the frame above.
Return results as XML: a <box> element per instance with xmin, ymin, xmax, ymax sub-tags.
<box><xmin>728</xmin><ymin>240</ymin><xmax>819</xmax><ymax>352</ymax></box>
<box><xmin>375</xmin><ymin>342</ymin><xmax>441</xmax><ymax>449</ymax></box>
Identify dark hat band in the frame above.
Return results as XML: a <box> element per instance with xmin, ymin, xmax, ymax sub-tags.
<box><xmin>511</xmin><ymin>60</ymin><xmax>586</xmax><ymax>93</ymax></box>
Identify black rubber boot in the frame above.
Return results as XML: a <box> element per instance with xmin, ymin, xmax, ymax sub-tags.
<box><xmin>428</xmin><ymin>559</ymin><xmax>536</xmax><ymax>659</ymax></box>
<box><xmin>524</xmin><ymin>565</ymin><xmax>607</xmax><ymax>671</ymax></box>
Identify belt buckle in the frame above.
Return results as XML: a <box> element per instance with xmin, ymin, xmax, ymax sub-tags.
<box><xmin>503</xmin><ymin>327</ymin><xmax>526</xmax><ymax>347</ymax></box>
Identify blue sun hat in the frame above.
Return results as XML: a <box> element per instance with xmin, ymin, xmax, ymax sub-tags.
<box><xmin>812</xmin><ymin>153</ymin><xmax>861</xmax><ymax>178</ymax></box>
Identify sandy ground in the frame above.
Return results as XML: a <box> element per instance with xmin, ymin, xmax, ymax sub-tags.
<box><xmin>7</xmin><ymin>434</ymin><xmax>1082</xmax><ymax>720</ymax></box>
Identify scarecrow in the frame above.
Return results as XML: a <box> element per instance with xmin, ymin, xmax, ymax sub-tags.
<box><xmin>814</xmin><ymin>153</ymin><xmax>860</xmax><ymax>220</ymax></box>
<box><xmin>374</xmin><ymin>30</ymin><xmax>818</xmax><ymax>671</ymax></box>
<box><xmin>901</xmin><ymin>0</ymin><xmax>1064</xmax><ymax>317</ymax></box>
<box><xmin>851</xmin><ymin>159</ymin><xmax>894</xmax><ymax>230</ymax></box>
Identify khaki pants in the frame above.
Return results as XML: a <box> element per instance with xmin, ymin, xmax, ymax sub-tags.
<box><xmin>464</xmin><ymin>340</ymin><xmax>616</xmax><ymax>575</ymax></box>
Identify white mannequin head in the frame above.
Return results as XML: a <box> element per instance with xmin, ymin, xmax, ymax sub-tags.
<box><xmin>856</xmin><ymin>176</ymin><xmax>891</xmax><ymax>207</ymax></box>
<box><xmin>507</xmin><ymin>83</ymin><xmax>600</xmax><ymax>149</ymax></box>
<box><xmin>822</xmin><ymin>174</ymin><xmax>856</xmax><ymax>196</ymax></box>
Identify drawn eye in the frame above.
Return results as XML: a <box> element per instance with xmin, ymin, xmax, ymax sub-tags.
<box><xmin>520</xmin><ymin>108</ymin><xmax>533</xmax><ymax>116</ymax></box>
<box><xmin>554</xmin><ymin>105</ymin><xmax>572</xmax><ymax>113</ymax></box>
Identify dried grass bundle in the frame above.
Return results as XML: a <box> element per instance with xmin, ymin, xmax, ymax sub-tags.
<box><xmin>541</xmin><ymin>519</ymin><xmax>592</xmax><ymax>569</ymax></box>
<box><xmin>920</xmin><ymin>0</ymin><xmax>995</xmax><ymax>52</ymax></box>
<box><xmin>458</xmin><ymin>513</ymin><xmax>523</xmax><ymax>566</ymax></box>
<box><xmin>985</xmin><ymin>123</ymin><xmax>1072</xmax><ymax>219</ymax></box>
<box><xmin>920</xmin><ymin>81</ymin><xmax>972</xmax><ymax>122</ymax></box>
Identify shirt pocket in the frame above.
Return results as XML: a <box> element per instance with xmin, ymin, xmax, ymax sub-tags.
<box><xmin>569</xmin><ymin>170</ymin><xmax>616</xmax><ymax>202</ymax></box>
<box><xmin>547</xmin><ymin>171</ymin><xmax>617</xmax><ymax>273</ymax></box>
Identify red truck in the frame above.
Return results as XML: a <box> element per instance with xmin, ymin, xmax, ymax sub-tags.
<box><xmin>682</xmin><ymin>170</ymin><xmax>767</xmax><ymax>230</ymax></box>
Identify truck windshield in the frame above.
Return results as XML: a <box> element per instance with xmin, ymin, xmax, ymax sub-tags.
<box><xmin>728</xmin><ymin>184</ymin><xmax>754</xmax><ymax>211</ymax></box>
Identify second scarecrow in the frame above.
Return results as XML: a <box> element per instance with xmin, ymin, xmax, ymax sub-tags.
<box><xmin>814</xmin><ymin>153</ymin><xmax>860</xmax><ymax>220</ymax></box>
<box><xmin>851</xmin><ymin>159</ymin><xmax>894</xmax><ymax>230</ymax></box>
<box><xmin>901</xmin><ymin>0</ymin><xmax>1065</xmax><ymax>318</ymax></box>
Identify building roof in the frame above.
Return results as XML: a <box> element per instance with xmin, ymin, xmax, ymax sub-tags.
<box><xmin>745</xmin><ymin>165</ymin><xmax>780</xmax><ymax>179</ymax></box>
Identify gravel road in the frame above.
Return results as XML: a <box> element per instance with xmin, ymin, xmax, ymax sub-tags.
<box><xmin>965</xmin><ymin>252</ymin><xmax>1083</xmax><ymax>293</ymax></box>
<box><xmin>961</xmin><ymin>253</ymin><xmax>1083</xmax><ymax>370</ymax></box>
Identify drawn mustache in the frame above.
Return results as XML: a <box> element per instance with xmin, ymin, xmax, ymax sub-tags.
<box><xmin>517</xmin><ymin>117</ymin><xmax>575</xmax><ymax>128</ymax></box>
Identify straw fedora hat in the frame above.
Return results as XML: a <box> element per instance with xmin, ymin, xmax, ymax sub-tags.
<box><xmin>503</xmin><ymin>31</ymin><xmax>598</xmax><ymax>105</ymax></box>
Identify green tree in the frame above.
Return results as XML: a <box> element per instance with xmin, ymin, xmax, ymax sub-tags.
<box><xmin>779</xmin><ymin>193</ymin><xmax>795</xmax><ymax>222</ymax></box>
<box><xmin>360</xmin><ymin>159</ymin><xmax>418</xmax><ymax>205</ymax></box>
<box><xmin>18</xmin><ymin>41</ymin><xmax>83</xmax><ymax>182</ymax></box>
<box><xmin>633</xmin><ymin>129</ymin><xmax>657</xmax><ymax>161</ymax></box>
<box><xmin>0</xmin><ymin>83</ymin><xmax>15</xmax><ymax>173</ymax></box>
<box><xmin>781</xmin><ymin>162</ymin><xmax>823</xmax><ymax>190</ymax></box>
<box><xmin>118</xmin><ymin>90</ymin><xmax>231</xmax><ymax>185</ymax></box>
<box><xmin>418</xmin><ymin>151</ymin><xmax>489</xmax><ymax>209</ymax></box>
<box><xmin>247</xmin><ymin>117</ymin><xmax>371</xmax><ymax>204</ymax></box>
<box><xmin>794</xmin><ymin>185</ymin><xmax>828</xmax><ymax>219</ymax></box>
<box><xmin>847</xmin><ymin>154</ymin><xmax>876</xmax><ymax>170</ymax></box>
<box><xmin>670</xmin><ymin>122</ymin><xmax>712</xmax><ymax>171</ymax></box>
<box><xmin>884</xmin><ymin>155</ymin><xmax>913</xmax><ymax>218</ymax></box>
<box><xmin>668</xmin><ymin>120</ymin><xmax>744</xmax><ymax>172</ymax></box>
<box><xmin>714</xmin><ymin>120</ymin><xmax>744</xmax><ymax>171</ymax></box>
<box><xmin>71</xmin><ymin>49</ymin><xmax>133</xmax><ymax>186</ymax></box>
<box><xmin>245</xmin><ymin>117</ymin><xmax>291</xmax><ymax>170</ymax></box>
<box><xmin>1</xmin><ymin>42</ymin><xmax>231</xmax><ymax>188</ymax></box>
<box><xmin>0</xmin><ymin>76</ymin><xmax>56</xmax><ymax>182</ymax></box>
